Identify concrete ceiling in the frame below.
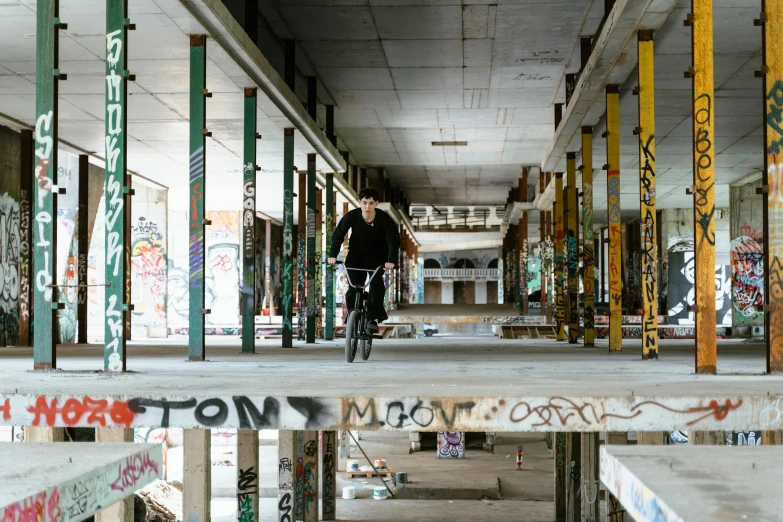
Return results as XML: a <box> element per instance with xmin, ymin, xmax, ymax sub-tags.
<box><xmin>0</xmin><ymin>0</ymin><xmax>348</xmax><ymax>221</ymax></box>
<box><xmin>568</xmin><ymin>0</ymin><xmax>763</xmax><ymax>222</ymax></box>
<box><xmin>264</xmin><ymin>0</ymin><xmax>603</xmax><ymax>205</ymax></box>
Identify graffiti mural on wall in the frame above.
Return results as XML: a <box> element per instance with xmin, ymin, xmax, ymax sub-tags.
<box><xmin>0</xmin><ymin>193</ymin><xmax>20</xmax><ymax>346</ymax></box>
<box><xmin>667</xmin><ymin>250</ymin><xmax>732</xmax><ymax>326</ymax></box>
<box><xmin>131</xmin><ymin>214</ymin><xmax>167</xmax><ymax>332</ymax></box>
<box><xmin>730</xmin><ymin>236</ymin><xmax>764</xmax><ymax>324</ymax></box>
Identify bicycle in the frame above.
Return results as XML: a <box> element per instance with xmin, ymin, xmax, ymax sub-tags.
<box><xmin>330</xmin><ymin>260</ymin><xmax>385</xmax><ymax>363</ymax></box>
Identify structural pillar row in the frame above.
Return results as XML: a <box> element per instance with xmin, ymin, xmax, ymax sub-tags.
<box><xmin>566</xmin><ymin>153</ymin><xmax>579</xmax><ymax>344</ymax></box>
<box><xmin>306</xmin><ymin>154</ymin><xmax>317</xmax><ymax>344</ymax></box>
<box><xmin>242</xmin><ymin>88</ymin><xmax>259</xmax><ymax>354</ymax></box>
<box><xmin>282</xmin><ymin>128</ymin><xmax>295</xmax><ymax>347</ymax></box>
<box><xmin>554</xmin><ymin>173</ymin><xmax>565</xmax><ymax>341</ymax></box>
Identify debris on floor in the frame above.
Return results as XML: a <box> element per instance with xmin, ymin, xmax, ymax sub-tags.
<box><xmin>138</xmin><ymin>479</ymin><xmax>182</xmax><ymax>521</ymax></box>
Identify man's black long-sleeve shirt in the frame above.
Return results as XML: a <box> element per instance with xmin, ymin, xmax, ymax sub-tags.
<box><xmin>329</xmin><ymin>208</ymin><xmax>400</xmax><ymax>265</ymax></box>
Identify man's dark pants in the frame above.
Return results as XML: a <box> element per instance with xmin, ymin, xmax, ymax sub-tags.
<box><xmin>345</xmin><ymin>256</ymin><xmax>388</xmax><ymax>323</ymax></box>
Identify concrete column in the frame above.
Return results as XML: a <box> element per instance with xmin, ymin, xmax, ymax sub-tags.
<box><xmin>33</xmin><ymin>0</ymin><xmax>61</xmax><ymax>369</ymax></box>
<box><xmin>183</xmin><ymin>428</ymin><xmax>211</xmax><ymax>522</ymax></box>
<box><xmin>546</xmin><ymin>208</ymin><xmax>554</xmax><ymax>325</ymax></box>
<box><xmin>96</xmin><ymin>427</ymin><xmax>134</xmax><ymax>522</ymax></box>
<box><xmin>581</xmin><ymin>129</ymin><xmax>595</xmax><ymax>347</ymax></box>
<box><xmin>605</xmin><ymin>84</ymin><xmax>623</xmax><ymax>352</ymax></box>
<box><xmin>565</xmin><ymin>433</ymin><xmax>581</xmax><ymax>522</ymax></box>
<box><xmin>763</xmin><ymin>0</ymin><xmax>783</xmax><ymax>373</ymax></box>
<box><xmin>282</xmin><ymin>129</ymin><xmax>295</xmax><ymax>347</ymax></box>
<box><xmin>566</xmin><ymin>153</ymin><xmax>579</xmax><ymax>344</ymax></box>
<box><xmin>325</xmin><ymin>175</ymin><xmax>335</xmax><ymax>340</ymax></box>
<box><xmin>321</xmin><ymin>431</ymin><xmax>337</xmax><ymax>520</ymax></box>
<box><xmin>306</xmin><ymin>155</ymin><xmax>316</xmax><ymax>343</ymax></box>
<box><xmin>637</xmin><ymin>30</ymin><xmax>659</xmax><ymax>360</ymax></box>
<box><xmin>637</xmin><ymin>431</ymin><xmax>665</xmax><ymax>445</ymax></box>
<box><xmin>297</xmin><ymin>170</ymin><xmax>307</xmax><ymax>342</ymax></box>
<box><xmin>690</xmin><ymin>0</ymin><xmax>717</xmax><ymax>374</ymax></box>
<box><xmin>278</xmin><ymin>430</ymin><xmax>296</xmax><ymax>522</ymax></box>
<box><xmin>302</xmin><ymin>431</ymin><xmax>319</xmax><ymax>522</ymax></box>
<box><xmin>18</xmin><ymin>129</ymin><xmax>32</xmax><ymax>346</ymax></box>
<box><xmin>409</xmin><ymin>432</ymin><xmax>422</xmax><ymax>452</ymax></box>
<box><xmin>187</xmin><ymin>34</ymin><xmax>209</xmax><ymax>363</ymax></box>
<box><xmin>315</xmin><ymin>188</ymin><xmax>323</xmax><ymax>339</ymax></box>
<box><xmin>295</xmin><ymin>431</ymin><xmax>305</xmax><ymax>521</ymax></box>
<box><xmin>237</xmin><ymin>430</ymin><xmax>259</xmax><ymax>522</ymax></box>
<box><xmin>580</xmin><ymin>433</ymin><xmax>599</xmax><ymax>522</ymax></box>
<box><xmin>339</xmin><ymin>430</ymin><xmax>350</xmax><ymax>458</ymax></box>
<box><xmin>24</xmin><ymin>427</ymin><xmax>65</xmax><ymax>442</ymax></box>
<box><xmin>603</xmin><ymin>432</ymin><xmax>627</xmax><ymax>522</ymax></box>
<box><xmin>554</xmin><ymin>173</ymin><xmax>565</xmax><ymax>341</ymax></box>
<box><xmin>242</xmin><ymin>89</ymin><xmax>258</xmax><ymax>354</ymax></box>
<box><xmin>689</xmin><ymin>431</ymin><xmax>725</xmax><ymax>445</ymax></box>
<box><xmin>554</xmin><ymin>432</ymin><xmax>566</xmax><ymax>521</ymax></box>
<box><xmin>77</xmin><ymin>154</ymin><xmax>88</xmax><ymax>344</ymax></box>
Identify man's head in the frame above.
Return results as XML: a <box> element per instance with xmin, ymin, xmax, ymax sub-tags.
<box><xmin>358</xmin><ymin>187</ymin><xmax>381</xmax><ymax>217</ymax></box>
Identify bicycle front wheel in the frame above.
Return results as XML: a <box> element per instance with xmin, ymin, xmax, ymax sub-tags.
<box><xmin>345</xmin><ymin>310</ymin><xmax>361</xmax><ymax>363</ymax></box>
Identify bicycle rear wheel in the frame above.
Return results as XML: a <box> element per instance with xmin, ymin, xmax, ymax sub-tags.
<box><xmin>345</xmin><ymin>310</ymin><xmax>360</xmax><ymax>362</ymax></box>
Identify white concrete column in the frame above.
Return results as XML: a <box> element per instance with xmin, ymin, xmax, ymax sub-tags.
<box><xmin>475</xmin><ymin>281</ymin><xmax>488</xmax><ymax>304</ymax></box>
<box><xmin>338</xmin><ymin>430</ymin><xmax>350</xmax><ymax>459</ymax></box>
<box><xmin>442</xmin><ymin>281</ymin><xmax>454</xmax><ymax>304</ymax></box>
<box><xmin>24</xmin><ymin>427</ymin><xmax>65</xmax><ymax>442</ymax></box>
<box><xmin>320</xmin><ymin>431</ymin><xmax>337</xmax><ymax>520</ymax></box>
<box><xmin>409</xmin><ymin>432</ymin><xmax>421</xmax><ymax>452</ymax></box>
<box><xmin>565</xmin><ymin>433</ymin><xmax>581</xmax><ymax>522</ymax></box>
<box><xmin>237</xmin><ymin>430</ymin><xmax>259</xmax><ymax>522</ymax></box>
<box><xmin>184</xmin><ymin>428</ymin><xmax>211</xmax><ymax>522</ymax></box>
<box><xmin>278</xmin><ymin>430</ymin><xmax>296</xmax><ymax>522</ymax></box>
<box><xmin>96</xmin><ymin>427</ymin><xmax>134</xmax><ymax>522</ymax></box>
<box><xmin>303</xmin><ymin>431</ymin><xmax>319</xmax><ymax>522</ymax></box>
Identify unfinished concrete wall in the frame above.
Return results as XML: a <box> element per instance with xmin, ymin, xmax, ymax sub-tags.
<box><xmin>0</xmin><ymin>125</ymin><xmax>21</xmax><ymax>346</ymax></box>
<box><xmin>730</xmin><ymin>180</ymin><xmax>764</xmax><ymax>334</ymax></box>
<box><xmin>131</xmin><ymin>183</ymin><xmax>168</xmax><ymax>338</ymax></box>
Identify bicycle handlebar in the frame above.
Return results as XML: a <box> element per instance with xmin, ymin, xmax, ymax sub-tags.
<box><xmin>324</xmin><ymin>260</ymin><xmax>386</xmax><ymax>290</ymax></box>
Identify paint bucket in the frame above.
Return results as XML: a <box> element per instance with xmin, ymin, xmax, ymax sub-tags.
<box><xmin>374</xmin><ymin>458</ymin><xmax>387</xmax><ymax>470</ymax></box>
<box><xmin>342</xmin><ymin>486</ymin><xmax>356</xmax><ymax>500</ymax></box>
<box><xmin>373</xmin><ymin>487</ymin><xmax>388</xmax><ymax>500</ymax></box>
<box><xmin>396</xmin><ymin>472</ymin><xmax>408</xmax><ymax>484</ymax></box>
<box><xmin>347</xmin><ymin>459</ymin><xmax>360</xmax><ymax>471</ymax></box>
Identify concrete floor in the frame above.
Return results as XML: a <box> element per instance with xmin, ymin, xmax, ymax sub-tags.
<box><xmin>0</xmin><ymin>337</ymin><xmax>777</xmax><ymax>398</ymax></box>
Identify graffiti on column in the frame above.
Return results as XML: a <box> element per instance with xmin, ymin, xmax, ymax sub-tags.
<box><xmin>640</xmin><ymin>133</ymin><xmax>658</xmax><ymax>354</ymax></box>
<box><xmin>519</xmin><ymin>239</ymin><xmax>528</xmax><ymax>303</ymax></box>
<box><xmin>278</xmin><ymin>453</ymin><xmax>294</xmax><ymax>522</ymax></box>
<box><xmin>567</xmin><ymin>228</ymin><xmax>578</xmax><ymax>342</ymax></box>
<box><xmin>607</xmin><ymin>174</ymin><xmax>622</xmax><ymax>311</ymax></box>
<box><xmin>730</xmin><ymin>236</ymin><xmax>763</xmax><ymax>323</ymax></box>
<box><xmin>555</xmin><ymin>202</ymin><xmax>565</xmax><ymax>339</ymax></box>
<box><xmin>19</xmin><ymin>189</ymin><xmax>30</xmax><ymax>339</ymax></box>
<box><xmin>763</xmin><ymin>7</ymin><xmax>783</xmax><ymax>368</ymax></box>
<box><xmin>0</xmin><ymin>194</ymin><xmax>20</xmax><ymax>346</ymax></box>
<box><xmin>237</xmin><ymin>465</ymin><xmax>257</xmax><ymax>522</ymax></box>
<box><xmin>34</xmin><ymin>112</ymin><xmax>55</xmax><ymax>340</ymax></box>
<box><xmin>694</xmin><ymin>94</ymin><xmax>716</xmax><ymax>247</ymax></box>
<box><xmin>322</xmin><ymin>432</ymin><xmax>336</xmax><ymax>519</ymax></box>
<box><xmin>297</xmin><ymin>221</ymin><xmax>306</xmax><ymax>340</ymax></box>
<box><xmin>55</xmin><ymin>155</ymin><xmax>79</xmax><ymax>344</ymax></box>
<box><xmin>582</xmin><ymin>182</ymin><xmax>594</xmax><ymax>334</ymax></box>
<box><xmin>282</xmin><ymin>188</ymin><xmax>293</xmax><ymax>337</ymax></box>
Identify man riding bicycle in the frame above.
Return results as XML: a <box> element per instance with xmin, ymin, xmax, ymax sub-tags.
<box><xmin>327</xmin><ymin>187</ymin><xmax>400</xmax><ymax>334</ymax></box>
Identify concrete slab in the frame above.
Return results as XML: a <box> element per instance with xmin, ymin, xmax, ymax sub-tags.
<box><xmin>0</xmin><ymin>442</ymin><xmax>162</xmax><ymax>521</ymax></box>
<box><xmin>0</xmin><ymin>338</ymin><xmax>781</xmax><ymax>433</ymax></box>
<box><xmin>600</xmin><ymin>445</ymin><xmax>783</xmax><ymax>522</ymax></box>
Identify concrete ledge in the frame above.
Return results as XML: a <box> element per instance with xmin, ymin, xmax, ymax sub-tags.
<box><xmin>0</xmin><ymin>442</ymin><xmax>162</xmax><ymax>521</ymax></box>
<box><xmin>0</xmin><ymin>393</ymin><xmax>781</xmax><ymax>433</ymax></box>
<box><xmin>600</xmin><ymin>445</ymin><xmax>783</xmax><ymax>522</ymax></box>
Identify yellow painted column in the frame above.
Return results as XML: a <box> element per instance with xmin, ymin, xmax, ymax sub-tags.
<box><xmin>582</xmin><ymin>127</ymin><xmax>595</xmax><ymax>346</ymax></box>
<box><xmin>638</xmin><ymin>30</ymin><xmax>659</xmax><ymax>359</ymax></box>
<box><xmin>555</xmin><ymin>173</ymin><xmax>565</xmax><ymax>341</ymax></box>
<box><xmin>690</xmin><ymin>0</ymin><xmax>717</xmax><ymax>374</ymax></box>
<box><xmin>566</xmin><ymin>153</ymin><xmax>579</xmax><ymax>344</ymax></box>
<box><xmin>763</xmin><ymin>0</ymin><xmax>783</xmax><ymax>373</ymax></box>
<box><xmin>606</xmin><ymin>85</ymin><xmax>623</xmax><ymax>352</ymax></box>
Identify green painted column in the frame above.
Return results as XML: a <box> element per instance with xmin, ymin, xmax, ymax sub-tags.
<box><xmin>104</xmin><ymin>0</ymin><xmax>132</xmax><ymax>371</ymax></box>
<box><xmin>33</xmin><ymin>0</ymin><xmax>64</xmax><ymax>369</ymax></box>
<box><xmin>297</xmin><ymin>171</ymin><xmax>306</xmax><ymax>341</ymax></box>
<box><xmin>188</xmin><ymin>34</ymin><xmax>208</xmax><ymax>361</ymax></box>
<box><xmin>77</xmin><ymin>155</ymin><xmax>88</xmax><ymax>344</ymax></box>
<box><xmin>325</xmin><ymin>174</ymin><xmax>335</xmax><ymax>340</ymax></box>
<box><xmin>242</xmin><ymin>88</ymin><xmax>258</xmax><ymax>353</ymax></box>
<box><xmin>315</xmin><ymin>188</ymin><xmax>323</xmax><ymax>339</ymax></box>
<box><xmin>282</xmin><ymin>128</ymin><xmax>295</xmax><ymax>347</ymax></box>
<box><xmin>306</xmin><ymin>153</ymin><xmax>316</xmax><ymax>344</ymax></box>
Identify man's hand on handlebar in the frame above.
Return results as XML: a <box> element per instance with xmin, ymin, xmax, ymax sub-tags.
<box><xmin>384</xmin><ymin>262</ymin><xmax>395</xmax><ymax>270</ymax></box>
<box><xmin>327</xmin><ymin>257</ymin><xmax>337</xmax><ymax>265</ymax></box>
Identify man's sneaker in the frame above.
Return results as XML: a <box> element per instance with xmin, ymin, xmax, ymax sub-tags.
<box><xmin>368</xmin><ymin>320</ymin><xmax>379</xmax><ymax>334</ymax></box>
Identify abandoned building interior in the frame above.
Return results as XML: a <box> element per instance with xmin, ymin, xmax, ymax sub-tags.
<box><xmin>1</xmin><ymin>0</ymin><xmax>782</xmax><ymax>520</ymax></box>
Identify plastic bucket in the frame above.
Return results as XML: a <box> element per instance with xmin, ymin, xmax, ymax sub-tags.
<box><xmin>347</xmin><ymin>459</ymin><xmax>360</xmax><ymax>471</ymax></box>
<box><xmin>373</xmin><ymin>487</ymin><xmax>388</xmax><ymax>500</ymax></box>
<box><xmin>374</xmin><ymin>458</ymin><xmax>387</xmax><ymax>470</ymax></box>
<box><xmin>342</xmin><ymin>486</ymin><xmax>356</xmax><ymax>500</ymax></box>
